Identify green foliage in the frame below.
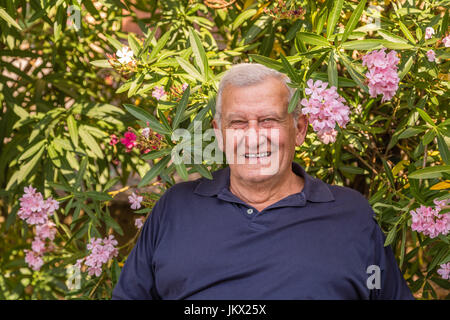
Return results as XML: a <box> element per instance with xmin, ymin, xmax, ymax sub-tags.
<box><xmin>0</xmin><ymin>0</ymin><xmax>449</xmax><ymax>299</ymax></box>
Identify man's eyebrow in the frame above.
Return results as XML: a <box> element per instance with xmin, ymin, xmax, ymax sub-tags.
<box><xmin>225</xmin><ymin>112</ymin><xmax>283</xmax><ymax>119</ymax></box>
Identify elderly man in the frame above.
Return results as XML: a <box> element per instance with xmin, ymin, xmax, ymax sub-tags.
<box><xmin>112</xmin><ymin>63</ymin><xmax>414</xmax><ymax>300</ymax></box>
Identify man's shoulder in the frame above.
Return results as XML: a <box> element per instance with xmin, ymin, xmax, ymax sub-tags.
<box><xmin>325</xmin><ymin>183</ymin><xmax>376</xmax><ymax>219</ymax></box>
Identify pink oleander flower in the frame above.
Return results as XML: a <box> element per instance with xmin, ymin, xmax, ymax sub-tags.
<box><xmin>362</xmin><ymin>48</ymin><xmax>400</xmax><ymax>103</ymax></box>
<box><xmin>135</xmin><ymin>217</ymin><xmax>144</xmax><ymax>229</ymax></box>
<box><xmin>152</xmin><ymin>86</ymin><xmax>167</xmax><ymax>100</ymax></box>
<box><xmin>120</xmin><ymin>130</ymin><xmax>137</xmax><ymax>152</ymax></box>
<box><xmin>426</xmin><ymin>49</ymin><xmax>436</xmax><ymax>62</ymax></box>
<box><xmin>129</xmin><ymin>192</ymin><xmax>143</xmax><ymax>210</ymax></box>
<box><xmin>24</xmin><ymin>249</ymin><xmax>44</xmax><ymax>271</ymax></box>
<box><xmin>31</xmin><ymin>237</ymin><xmax>46</xmax><ymax>254</ymax></box>
<box><xmin>81</xmin><ymin>235</ymin><xmax>119</xmax><ymax>277</ymax></box>
<box><xmin>425</xmin><ymin>27</ymin><xmax>435</xmax><ymax>40</ymax></box>
<box><xmin>18</xmin><ymin>185</ymin><xmax>59</xmax><ymax>225</ymax></box>
<box><xmin>116</xmin><ymin>46</ymin><xmax>134</xmax><ymax>64</ymax></box>
<box><xmin>437</xmin><ymin>262</ymin><xmax>450</xmax><ymax>280</ymax></box>
<box><xmin>300</xmin><ymin>79</ymin><xmax>350</xmax><ymax>144</ymax></box>
<box><xmin>36</xmin><ymin>221</ymin><xmax>57</xmax><ymax>240</ymax></box>
<box><xmin>141</xmin><ymin>127</ymin><xmax>150</xmax><ymax>139</ymax></box>
<box><xmin>109</xmin><ymin>134</ymin><xmax>119</xmax><ymax>146</ymax></box>
<box><xmin>181</xmin><ymin>83</ymin><xmax>188</xmax><ymax>91</ymax></box>
<box><xmin>410</xmin><ymin>200</ymin><xmax>450</xmax><ymax>239</ymax></box>
<box><xmin>443</xmin><ymin>35</ymin><xmax>450</xmax><ymax>47</ymax></box>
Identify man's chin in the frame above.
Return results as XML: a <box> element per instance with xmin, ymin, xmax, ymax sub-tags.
<box><xmin>232</xmin><ymin>164</ymin><xmax>281</xmax><ymax>183</ymax></box>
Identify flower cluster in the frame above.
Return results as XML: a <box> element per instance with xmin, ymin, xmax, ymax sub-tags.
<box><xmin>443</xmin><ymin>35</ymin><xmax>450</xmax><ymax>47</ymax></box>
<box><xmin>106</xmin><ymin>46</ymin><xmax>137</xmax><ymax>73</ymax></box>
<box><xmin>128</xmin><ymin>192</ymin><xmax>143</xmax><ymax>210</ymax></box>
<box><xmin>426</xmin><ymin>49</ymin><xmax>436</xmax><ymax>62</ymax></box>
<box><xmin>362</xmin><ymin>48</ymin><xmax>400</xmax><ymax>103</ymax></box>
<box><xmin>120</xmin><ymin>130</ymin><xmax>137</xmax><ymax>153</ymax></box>
<box><xmin>152</xmin><ymin>86</ymin><xmax>167</xmax><ymax>101</ymax></box>
<box><xmin>153</xmin><ymin>83</ymin><xmax>188</xmax><ymax>101</ymax></box>
<box><xmin>135</xmin><ymin>217</ymin><xmax>145</xmax><ymax>229</ymax></box>
<box><xmin>18</xmin><ymin>185</ymin><xmax>58</xmax><ymax>270</ymax></box>
<box><xmin>263</xmin><ymin>0</ymin><xmax>305</xmax><ymax>20</ymax></box>
<box><xmin>437</xmin><ymin>262</ymin><xmax>450</xmax><ymax>280</ymax></box>
<box><xmin>75</xmin><ymin>235</ymin><xmax>119</xmax><ymax>277</ymax></box>
<box><xmin>425</xmin><ymin>27</ymin><xmax>435</xmax><ymax>40</ymax></box>
<box><xmin>300</xmin><ymin>79</ymin><xmax>350</xmax><ymax>144</ymax></box>
<box><xmin>410</xmin><ymin>198</ymin><xmax>450</xmax><ymax>239</ymax></box>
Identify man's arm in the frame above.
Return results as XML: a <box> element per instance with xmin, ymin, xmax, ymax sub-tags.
<box><xmin>112</xmin><ymin>201</ymin><xmax>162</xmax><ymax>300</ymax></box>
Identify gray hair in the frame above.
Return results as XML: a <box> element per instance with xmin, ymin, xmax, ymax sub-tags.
<box><xmin>214</xmin><ymin>63</ymin><xmax>302</xmax><ymax>125</ymax></box>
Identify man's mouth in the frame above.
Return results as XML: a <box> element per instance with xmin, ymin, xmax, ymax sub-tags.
<box><xmin>244</xmin><ymin>151</ymin><xmax>271</xmax><ymax>158</ymax></box>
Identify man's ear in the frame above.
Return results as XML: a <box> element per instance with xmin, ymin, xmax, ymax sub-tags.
<box><xmin>212</xmin><ymin>118</ymin><xmax>224</xmax><ymax>152</ymax></box>
<box><xmin>295</xmin><ymin>114</ymin><xmax>308</xmax><ymax>146</ymax></box>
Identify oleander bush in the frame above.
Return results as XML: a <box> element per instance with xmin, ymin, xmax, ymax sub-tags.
<box><xmin>0</xmin><ymin>0</ymin><xmax>449</xmax><ymax>299</ymax></box>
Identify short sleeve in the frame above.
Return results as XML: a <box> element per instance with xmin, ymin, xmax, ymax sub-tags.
<box><xmin>111</xmin><ymin>199</ymin><xmax>163</xmax><ymax>300</ymax></box>
<box><xmin>369</xmin><ymin>216</ymin><xmax>415</xmax><ymax>300</ymax></box>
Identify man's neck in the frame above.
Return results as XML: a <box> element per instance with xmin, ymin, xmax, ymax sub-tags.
<box><xmin>229</xmin><ymin>169</ymin><xmax>304</xmax><ymax>212</ymax></box>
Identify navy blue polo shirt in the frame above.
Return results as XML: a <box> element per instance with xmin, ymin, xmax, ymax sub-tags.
<box><xmin>112</xmin><ymin>162</ymin><xmax>414</xmax><ymax>300</ymax></box>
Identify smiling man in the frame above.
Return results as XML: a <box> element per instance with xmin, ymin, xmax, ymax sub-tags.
<box><xmin>112</xmin><ymin>63</ymin><xmax>414</xmax><ymax>300</ymax></box>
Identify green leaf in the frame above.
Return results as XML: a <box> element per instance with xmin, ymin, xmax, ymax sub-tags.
<box><xmin>408</xmin><ymin>165</ymin><xmax>450</xmax><ymax>179</ymax></box>
<box><xmin>17</xmin><ymin>145</ymin><xmax>45</xmax><ymax>184</ymax></box>
<box><xmin>280</xmin><ymin>54</ymin><xmax>300</xmax><ymax>83</ymax></box>
<box><xmin>381</xmin><ymin>158</ymin><xmax>395</xmax><ymax>187</ymax></box>
<box><xmin>67</xmin><ymin>114</ymin><xmax>78</xmax><ymax>148</ymax></box>
<box><xmin>338</xmin><ymin>53</ymin><xmax>368</xmax><ymax>93</ymax></box>
<box><xmin>84</xmin><ymin>191</ymin><xmax>113</xmax><ymax>201</ymax></box>
<box><xmin>75</xmin><ymin>157</ymin><xmax>88</xmax><ymax>188</ymax></box>
<box><xmin>103</xmin><ymin>211</ymin><xmax>123</xmax><ymax>236</ymax></box>
<box><xmin>327</xmin><ymin>0</ymin><xmax>344</xmax><ymax>38</ymax></box>
<box><xmin>327</xmin><ymin>50</ymin><xmax>338</xmax><ymax>88</ymax></box>
<box><xmin>248</xmin><ymin>54</ymin><xmax>283</xmax><ymax>71</ymax></box>
<box><xmin>398</xmin><ymin>21</ymin><xmax>416</xmax><ymax>44</ymax></box>
<box><xmin>175</xmin><ymin>162</ymin><xmax>189</xmax><ymax>181</ymax></box>
<box><xmin>232</xmin><ymin>9</ymin><xmax>257</xmax><ymax>30</ymax></box>
<box><xmin>79</xmin><ymin>127</ymin><xmax>104</xmax><ymax>159</ymax></box>
<box><xmin>172</xmin><ymin>85</ymin><xmax>190</xmax><ymax>130</ymax></box>
<box><xmin>193</xmin><ymin>164</ymin><xmax>213</xmax><ymax>180</ymax></box>
<box><xmin>123</xmin><ymin>104</ymin><xmax>171</xmax><ymax>135</ymax></box>
<box><xmin>377</xmin><ymin>29</ymin><xmax>409</xmax><ymax>44</ymax></box>
<box><xmin>288</xmin><ymin>88</ymin><xmax>301</xmax><ymax>113</ymax></box>
<box><xmin>384</xmin><ymin>225</ymin><xmax>397</xmax><ymax>247</ymax></box>
<box><xmin>90</xmin><ymin>60</ymin><xmax>112</xmax><ymax>68</ymax></box>
<box><xmin>105</xmin><ymin>34</ymin><xmax>122</xmax><ymax>51</ymax></box>
<box><xmin>341</xmin><ymin>39</ymin><xmax>386</xmax><ymax>50</ymax></box>
<box><xmin>398</xmin><ymin>54</ymin><xmax>415</xmax><ymax>80</ymax></box>
<box><xmin>0</xmin><ymin>8</ymin><xmax>22</xmax><ymax>30</ymax></box>
<box><xmin>341</xmin><ymin>0</ymin><xmax>367</xmax><ymax>43</ymax></box>
<box><xmin>18</xmin><ymin>139</ymin><xmax>47</xmax><ymax>162</ymax></box>
<box><xmin>148</xmin><ymin>29</ymin><xmax>172</xmax><ymax>61</ymax></box>
<box><xmin>296</xmin><ymin>32</ymin><xmax>330</xmax><ymax>47</ymax></box>
<box><xmin>381</xmin><ymin>41</ymin><xmax>415</xmax><ymax>50</ymax></box>
<box><xmin>138</xmin><ymin>156</ymin><xmax>171</xmax><ymax>188</ymax></box>
<box><xmin>398</xmin><ymin>127</ymin><xmax>425</xmax><ymax>139</ymax></box>
<box><xmin>339</xmin><ymin>165</ymin><xmax>368</xmax><ymax>175</ymax></box>
<box><xmin>128</xmin><ymin>33</ymin><xmax>142</xmax><ymax>57</ymax></box>
<box><xmin>416</xmin><ymin>108</ymin><xmax>436</xmax><ymax>127</ymax></box>
<box><xmin>437</xmin><ymin>134</ymin><xmax>450</xmax><ymax>165</ymax></box>
<box><xmin>47</xmin><ymin>143</ymin><xmax>61</xmax><ymax>168</ymax></box>
<box><xmin>175</xmin><ymin>57</ymin><xmax>204</xmax><ymax>82</ymax></box>
<box><xmin>141</xmin><ymin>148</ymin><xmax>172</xmax><ymax>160</ymax></box>
<box><xmin>188</xmin><ymin>27</ymin><xmax>209</xmax><ymax>80</ymax></box>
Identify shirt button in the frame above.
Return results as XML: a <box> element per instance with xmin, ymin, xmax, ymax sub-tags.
<box><xmin>247</xmin><ymin>208</ymin><xmax>253</xmax><ymax>214</ymax></box>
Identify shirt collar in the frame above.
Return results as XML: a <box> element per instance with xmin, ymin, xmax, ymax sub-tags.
<box><xmin>194</xmin><ymin>162</ymin><xmax>335</xmax><ymax>204</ymax></box>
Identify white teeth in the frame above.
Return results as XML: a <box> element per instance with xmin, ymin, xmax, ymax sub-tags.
<box><xmin>244</xmin><ymin>152</ymin><xmax>271</xmax><ymax>158</ymax></box>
